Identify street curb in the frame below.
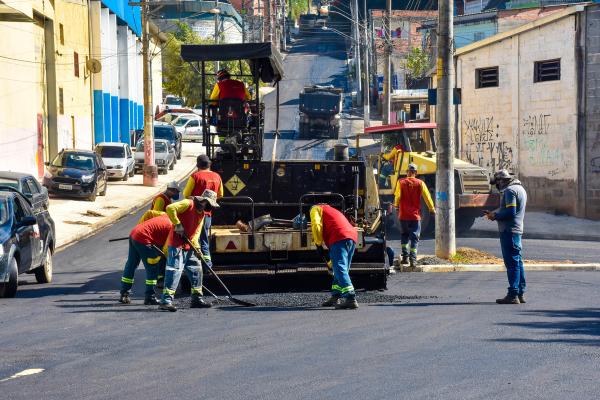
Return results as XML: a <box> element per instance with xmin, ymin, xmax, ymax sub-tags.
<box><xmin>467</xmin><ymin>229</ymin><xmax>600</xmax><ymax>243</ymax></box>
<box><xmin>406</xmin><ymin>263</ymin><xmax>600</xmax><ymax>273</ymax></box>
<box><xmin>54</xmin><ymin>165</ymin><xmax>196</xmax><ymax>253</ymax></box>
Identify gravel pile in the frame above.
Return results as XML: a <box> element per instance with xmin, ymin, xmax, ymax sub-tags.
<box><xmin>418</xmin><ymin>256</ymin><xmax>452</xmax><ymax>265</ymax></box>
<box><xmin>175</xmin><ymin>292</ymin><xmax>438</xmax><ymax>308</ymax></box>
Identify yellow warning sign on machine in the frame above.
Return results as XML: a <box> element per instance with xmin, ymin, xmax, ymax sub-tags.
<box><xmin>224</xmin><ymin>174</ymin><xmax>246</xmax><ymax>196</ymax></box>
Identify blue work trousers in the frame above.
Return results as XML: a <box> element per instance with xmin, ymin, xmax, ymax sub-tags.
<box><xmin>400</xmin><ymin>220</ymin><xmax>421</xmax><ymax>261</ymax></box>
<box><xmin>500</xmin><ymin>231</ymin><xmax>526</xmax><ymax>297</ymax></box>
<box><xmin>160</xmin><ymin>246</ymin><xmax>203</xmax><ymax>304</ymax></box>
<box><xmin>200</xmin><ymin>215</ymin><xmax>212</xmax><ymax>268</ymax></box>
<box><xmin>329</xmin><ymin>239</ymin><xmax>356</xmax><ymax>298</ymax></box>
<box><xmin>120</xmin><ymin>238</ymin><xmax>161</xmax><ymax>296</ymax></box>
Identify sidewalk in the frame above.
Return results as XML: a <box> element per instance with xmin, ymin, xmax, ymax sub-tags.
<box><xmin>50</xmin><ymin>142</ymin><xmax>204</xmax><ymax>251</ymax></box>
<box><xmin>469</xmin><ymin>211</ymin><xmax>600</xmax><ymax>242</ymax></box>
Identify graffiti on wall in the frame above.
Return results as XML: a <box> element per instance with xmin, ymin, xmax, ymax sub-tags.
<box><xmin>462</xmin><ymin>116</ymin><xmax>514</xmax><ymax>171</ymax></box>
<box><xmin>520</xmin><ymin>113</ymin><xmax>568</xmax><ymax>170</ymax></box>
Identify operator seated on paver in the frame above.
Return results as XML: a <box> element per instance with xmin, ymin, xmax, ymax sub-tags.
<box><xmin>119</xmin><ymin>214</ymin><xmax>171</xmax><ymax>306</ymax></box>
<box><xmin>150</xmin><ymin>181</ymin><xmax>180</xmax><ymax>212</ymax></box>
<box><xmin>484</xmin><ymin>169</ymin><xmax>528</xmax><ymax>305</ymax></box>
<box><xmin>382</xmin><ymin>143</ymin><xmax>405</xmax><ymax>173</ymax></box>
<box><xmin>209</xmin><ymin>68</ymin><xmax>252</xmax><ymax>105</ymax></box>
<box><xmin>394</xmin><ymin>163</ymin><xmax>435</xmax><ymax>269</ymax></box>
<box><xmin>182</xmin><ymin>154</ymin><xmax>223</xmax><ymax>270</ymax></box>
<box><xmin>159</xmin><ymin>189</ymin><xmax>220</xmax><ymax>312</ymax></box>
<box><xmin>310</xmin><ymin>204</ymin><xmax>359</xmax><ymax>310</ymax></box>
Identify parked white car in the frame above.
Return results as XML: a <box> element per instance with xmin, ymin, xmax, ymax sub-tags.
<box><xmin>95</xmin><ymin>142</ymin><xmax>135</xmax><ymax>181</ymax></box>
<box><xmin>173</xmin><ymin>115</ymin><xmax>203</xmax><ymax>142</ymax></box>
<box><xmin>134</xmin><ymin>139</ymin><xmax>175</xmax><ymax>175</ymax></box>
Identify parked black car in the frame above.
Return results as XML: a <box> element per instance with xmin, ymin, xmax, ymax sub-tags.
<box><xmin>0</xmin><ymin>187</ymin><xmax>55</xmax><ymax>298</ymax></box>
<box><xmin>42</xmin><ymin>149</ymin><xmax>108</xmax><ymax>202</ymax></box>
<box><xmin>154</xmin><ymin>124</ymin><xmax>182</xmax><ymax>160</ymax></box>
<box><xmin>0</xmin><ymin>171</ymin><xmax>50</xmax><ymax>210</ymax></box>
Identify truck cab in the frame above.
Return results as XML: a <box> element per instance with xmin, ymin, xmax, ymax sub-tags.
<box><xmin>364</xmin><ymin>123</ymin><xmax>499</xmax><ymax>234</ymax></box>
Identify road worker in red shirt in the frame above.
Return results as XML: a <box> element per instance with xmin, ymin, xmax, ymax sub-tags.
<box><xmin>209</xmin><ymin>68</ymin><xmax>251</xmax><ymax>104</ymax></box>
<box><xmin>159</xmin><ymin>189</ymin><xmax>220</xmax><ymax>312</ymax></box>
<box><xmin>150</xmin><ymin>181</ymin><xmax>180</xmax><ymax>212</ymax></box>
<box><xmin>182</xmin><ymin>154</ymin><xmax>223</xmax><ymax>269</ymax></box>
<box><xmin>310</xmin><ymin>204</ymin><xmax>359</xmax><ymax>310</ymax></box>
<box><xmin>394</xmin><ymin>163</ymin><xmax>435</xmax><ymax>268</ymax></box>
<box><xmin>119</xmin><ymin>214</ymin><xmax>171</xmax><ymax>305</ymax></box>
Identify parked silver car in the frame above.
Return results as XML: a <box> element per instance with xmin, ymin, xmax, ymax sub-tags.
<box><xmin>172</xmin><ymin>115</ymin><xmax>202</xmax><ymax>142</ymax></box>
<box><xmin>95</xmin><ymin>142</ymin><xmax>135</xmax><ymax>181</ymax></box>
<box><xmin>134</xmin><ymin>139</ymin><xmax>175</xmax><ymax>175</ymax></box>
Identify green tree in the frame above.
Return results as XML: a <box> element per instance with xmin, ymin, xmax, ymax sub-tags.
<box><xmin>288</xmin><ymin>0</ymin><xmax>311</xmax><ymax>20</ymax></box>
<box><xmin>162</xmin><ymin>22</ymin><xmax>255</xmax><ymax>107</ymax></box>
<box><xmin>405</xmin><ymin>47</ymin><xmax>430</xmax><ymax>79</ymax></box>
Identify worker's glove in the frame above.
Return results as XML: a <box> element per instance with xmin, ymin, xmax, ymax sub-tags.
<box><xmin>326</xmin><ymin>260</ymin><xmax>333</xmax><ymax>276</ymax></box>
<box><xmin>174</xmin><ymin>223</ymin><xmax>185</xmax><ymax>235</ymax></box>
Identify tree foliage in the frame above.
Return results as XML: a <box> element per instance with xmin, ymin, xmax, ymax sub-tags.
<box><xmin>162</xmin><ymin>22</ymin><xmax>255</xmax><ymax>107</ymax></box>
<box><xmin>288</xmin><ymin>0</ymin><xmax>311</xmax><ymax>20</ymax></box>
<box><xmin>405</xmin><ymin>47</ymin><xmax>430</xmax><ymax>79</ymax></box>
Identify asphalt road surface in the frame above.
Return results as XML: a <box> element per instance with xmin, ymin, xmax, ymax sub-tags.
<box><xmin>1</xmin><ymin>207</ymin><xmax>600</xmax><ymax>400</ymax></box>
<box><xmin>262</xmin><ymin>30</ymin><xmax>355</xmax><ymax>160</ymax></box>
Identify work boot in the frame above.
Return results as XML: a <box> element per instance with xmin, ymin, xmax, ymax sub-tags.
<box><xmin>401</xmin><ymin>256</ymin><xmax>409</xmax><ymax>265</ymax></box>
<box><xmin>159</xmin><ymin>302</ymin><xmax>177</xmax><ymax>312</ymax></box>
<box><xmin>496</xmin><ymin>295</ymin><xmax>520</xmax><ymax>304</ymax></box>
<box><xmin>119</xmin><ymin>292</ymin><xmax>131</xmax><ymax>304</ymax></box>
<box><xmin>409</xmin><ymin>258</ymin><xmax>417</xmax><ymax>269</ymax></box>
<box><xmin>518</xmin><ymin>295</ymin><xmax>526</xmax><ymax>304</ymax></box>
<box><xmin>321</xmin><ymin>295</ymin><xmax>341</xmax><ymax>307</ymax></box>
<box><xmin>144</xmin><ymin>294</ymin><xmax>159</xmax><ymax>305</ymax></box>
<box><xmin>190</xmin><ymin>296</ymin><xmax>212</xmax><ymax>308</ymax></box>
<box><xmin>335</xmin><ymin>297</ymin><xmax>359</xmax><ymax>310</ymax></box>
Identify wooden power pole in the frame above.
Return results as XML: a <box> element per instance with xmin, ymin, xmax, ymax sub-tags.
<box><xmin>141</xmin><ymin>0</ymin><xmax>157</xmax><ymax>187</ymax></box>
<box><xmin>383</xmin><ymin>0</ymin><xmax>391</xmax><ymax>124</ymax></box>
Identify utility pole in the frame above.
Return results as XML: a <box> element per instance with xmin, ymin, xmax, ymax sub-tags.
<box><xmin>435</xmin><ymin>0</ymin><xmax>456</xmax><ymax>258</ymax></box>
<box><xmin>281</xmin><ymin>0</ymin><xmax>287</xmax><ymax>51</ymax></box>
<box><xmin>242</xmin><ymin>0</ymin><xmax>246</xmax><ymax>43</ymax></box>
<box><xmin>383</xmin><ymin>0</ymin><xmax>391</xmax><ymax>124</ymax></box>
<box><xmin>363</xmin><ymin>0</ymin><xmax>370</xmax><ymax>128</ymax></box>
<box><xmin>214</xmin><ymin>1</ymin><xmax>220</xmax><ymax>73</ymax></box>
<box><xmin>352</xmin><ymin>0</ymin><xmax>362</xmax><ymax>106</ymax></box>
<box><xmin>141</xmin><ymin>0</ymin><xmax>157</xmax><ymax>187</ymax></box>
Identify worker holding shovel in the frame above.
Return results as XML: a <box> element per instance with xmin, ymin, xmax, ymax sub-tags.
<box><xmin>159</xmin><ymin>190</ymin><xmax>220</xmax><ymax>312</ymax></box>
<box><xmin>118</xmin><ymin>214</ymin><xmax>172</xmax><ymax>305</ymax></box>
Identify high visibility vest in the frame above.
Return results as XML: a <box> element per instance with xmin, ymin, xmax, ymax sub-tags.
<box><xmin>319</xmin><ymin>205</ymin><xmax>358</xmax><ymax>247</ymax></box>
<box><xmin>151</xmin><ymin>193</ymin><xmax>171</xmax><ymax>211</ymax></box>
<box><xmin>217</xmin><ymin>79</ymin><xmax>247</xmax><ymax>100</ymax></box>
<box><xmin>189</xmin><ymin>170</ymin><xmax>222</xmax><ymax>216</ymax></box>
<box><xmin>167</xmin><ymin>202</ymin><xmax>204</xmax><ymax>249</ymax></box>
<box><xmin>398</xmin><ymin>177</ymin><xmax>425</xmax><ymax>221</ymax></box>
<box><xmin>131</xmin><ymin>214</ymin><xmax>171</xmax><ymax>247</ymax></box>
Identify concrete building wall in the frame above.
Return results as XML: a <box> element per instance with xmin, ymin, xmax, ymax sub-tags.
<box><xmin>584</xmin><ymin>5</ymin><xmax>600</xmax><ymax>219</ymax></box>
<box><xmin>457</xmin><ymin>15</ymin><xmax>579</xmax><ymax>214</ymax></box>
<box><xmin>454</xmin><ymin>20</ymin><xmax>497</xmax><ymax>48</ymax></box>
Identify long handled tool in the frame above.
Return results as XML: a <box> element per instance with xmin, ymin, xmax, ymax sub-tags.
<box><xmin>182</xmin><ymin>235</ymin><xmax>255</xmax><ymax>307</ymax></box>
<box><xmin>149</xmin><ymin>245</ymin><xmax>225</xmax><ymax>304</ymax></box>
<box><xmin>109</xmin><ymin>237</ymin><xmax>129</xmax><ymax>242</ymax></box>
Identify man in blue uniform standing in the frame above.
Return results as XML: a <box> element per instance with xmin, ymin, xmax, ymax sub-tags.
<box><xmin>484</xmin><ymin>169</ymin><xmax>528</xmax><ymax>304</ymax></box>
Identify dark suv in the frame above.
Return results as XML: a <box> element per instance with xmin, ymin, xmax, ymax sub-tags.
<box><xmin>42</xmin><ymin>149</ymin><xmax>108</xmax><ymax>202</ymax></box>
<box><xmin>154</xmin><ymin>125</ymin><xmax>182</xmax><ymax>160</ymax></box>
<box><xmin>0</xmin><ymin>187</ymin><xmax>55</xmax><ymax>298</ymax></box>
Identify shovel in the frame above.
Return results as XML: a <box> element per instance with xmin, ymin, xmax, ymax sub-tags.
<box><xmin>149</xmin><ymin>245</ymin><xmax>228</xmax><ymax>304</ymax></box>
<box><xmin>182</xmin><ymin>235</ymin><xmax>256</xmax><ymax>307</ymax></box>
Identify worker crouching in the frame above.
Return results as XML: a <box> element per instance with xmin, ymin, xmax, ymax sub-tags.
<box><xmin>119</xmin><ymin>214</ymin><xmax>171</xmax><ymax>305</ymax></box>
<box><xmin>310</xmin><ymin>204</ymin><xmax>359</xmax><ymax>310</ymax></box>
<box><xmin>159</xmin><ymin>190</ymin><xmax>220</xmax><ymax>312</ymax></box>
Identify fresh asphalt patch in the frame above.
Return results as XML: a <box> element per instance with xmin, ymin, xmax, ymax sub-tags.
<box><xmin>174</xmin><ymin>292</ymin><xmax>439</xmax><ymax>309</ymax></box>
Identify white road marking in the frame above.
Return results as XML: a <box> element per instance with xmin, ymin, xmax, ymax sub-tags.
<box><xmin>0</xmin><ymin>368</ymin><xmax>45</xmax><ymax>383</ymax></box>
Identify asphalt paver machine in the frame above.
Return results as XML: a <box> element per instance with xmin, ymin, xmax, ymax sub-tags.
<box><xmin>181</xmin><ymin>43</ymin><xmax>388</xmax><ymax>289</ymax></box>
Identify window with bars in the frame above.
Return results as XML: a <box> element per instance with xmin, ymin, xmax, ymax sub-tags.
<box><xmin>534</xmin><ymin>59</ymin><xmax>560</xmax><ymax>82</ymax></box>
<box><xmin>476</xmin><ymin>67</ymin><xmax>499</xmax><ymax>88</ymax></box>
<box><xmin>74</xmin><ymin>52</ymin><xmax>79</xmax><ymax>77</ymax></box>
<box><xmin>58</xmin><ymin>88</ymin><xmax>64</xmax><ymax>115</ymax></box>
